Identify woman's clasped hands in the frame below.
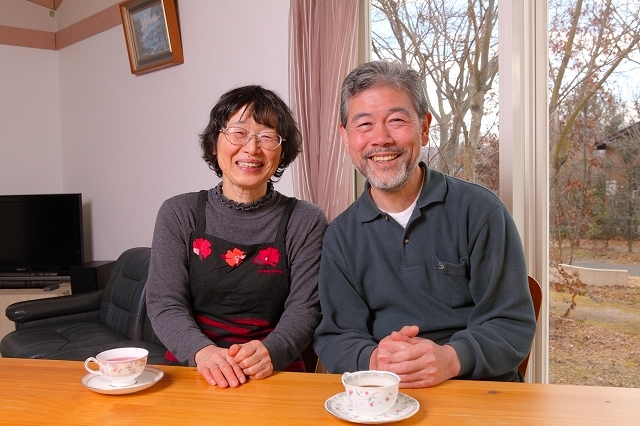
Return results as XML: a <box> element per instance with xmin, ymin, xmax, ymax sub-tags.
<box><xmin>195</xmin><ymin>340</ymin><xmax>273</xmax><ymax>388</ymax></box>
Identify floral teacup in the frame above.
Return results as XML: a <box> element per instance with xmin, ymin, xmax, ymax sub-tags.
<box><xmin>342</xmin><ymin>370</ymin><xmax>400</xmax><ymax>416</ymax></box>
<box><xmin>84</xmin><ymin>347</ymin><xmax>148</xmax><ymax>387</ymax></box>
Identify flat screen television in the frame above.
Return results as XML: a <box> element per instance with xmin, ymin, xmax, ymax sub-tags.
<box><xmin>0</xmin><ymin>193</ymin><xmax>84</xmax><ymax>287</ymax></box>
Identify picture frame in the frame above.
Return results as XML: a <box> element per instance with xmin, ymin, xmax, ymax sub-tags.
<box><xmin>119</xmin><ymin>0</ymin><xmax>183</xmax><ymax>75</ymax></box>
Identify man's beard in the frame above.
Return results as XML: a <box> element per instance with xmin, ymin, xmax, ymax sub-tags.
<box><xmin>356</xmin><ymin>149</ymin><xmax>421</xmax><ymax>193</ymax></box>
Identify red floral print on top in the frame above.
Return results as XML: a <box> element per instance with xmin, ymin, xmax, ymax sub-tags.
<box><xmin>222</xmin><ymin>248</ymin><xmax>246</xmax><ymax>267</ymax></box>
<box><xmin>192</xmin><ymin>238</ymin><xmax>212</xmax><ymax>259</ymax></box>
<box><xmin>252</xmin><ymin>247</ymin><xmax>281</xmax><ymax>267</ymax></box>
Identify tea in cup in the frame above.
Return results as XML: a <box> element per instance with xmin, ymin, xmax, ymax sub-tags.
<box><xmin>342</xmin><ymin>370</ymin><xmax>400</xmax><ymax>416</ymax></box>
<box><xmin>84</xmin><ymin>347</ymin><xmax>148</xmax><ymax>387</ymax></box>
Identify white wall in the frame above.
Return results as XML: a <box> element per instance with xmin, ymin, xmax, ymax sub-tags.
<box><xmin>0</xmin><ymin>44</ymin><xmax>62</xmax><ymax>195</ymax></box>
<box><xmin>1</xmin><ymin>0</ymin><xmax>294</xmax><ymax>261</ymax></box>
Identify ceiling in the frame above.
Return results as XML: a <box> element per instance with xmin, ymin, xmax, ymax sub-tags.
<box><xmin>26</xmin><ymin>0</ymin><xmax>64</xmax><ymax>11</ymax></box>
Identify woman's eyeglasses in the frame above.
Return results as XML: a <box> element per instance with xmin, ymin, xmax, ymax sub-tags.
<box><xmin>220</xmin><ymin>127</ymin><xmax>283</xmax><ymax>150</ymax></box>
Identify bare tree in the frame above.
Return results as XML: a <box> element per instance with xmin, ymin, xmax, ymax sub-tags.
<box><xmin>550</xmin><ymin>86</ymin><xmax>628</xmax><ymax>257</ymax></box>
<box><xmin>549</xmin><ymin>0</ymin><xmax>640</xmax><ymax>182</ymax></box>
<box><xmin>371</xmin><ymin>0</ymin><xmax>498</xmax><ymax>182</ymax></box>
<box><xmin>543</xmin><ymin>0</ymin><xmax>640</xmax><ymax>263</ymax></box>
<box><xmin>599</xmin><ymin>121</ymin><xmax>640</xmax><ymax>251</ymax></box>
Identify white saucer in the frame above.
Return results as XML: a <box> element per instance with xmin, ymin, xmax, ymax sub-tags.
<box><xmin>325</xmin><ymin>392</ymin><xmax>420</xmax><ymax>424</ymax></box>
<box><xmin>81</xmin><ymin>366</ymin><xmax>164</xmax><ymax>395</ymax></box>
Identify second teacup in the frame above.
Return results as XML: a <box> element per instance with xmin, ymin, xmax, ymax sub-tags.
<box><xmin>342</xmin><ymin>370</ymin><xmax>400</xmax><ymax>416</ymax></box>
<box><xmin>84</xmin><ymin>347</ymin><xmax>148</xmax><ymax>387</ymax></box>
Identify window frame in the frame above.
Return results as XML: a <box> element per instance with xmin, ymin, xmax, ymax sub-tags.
<box><xmin>498</xmin><ymin>0</ymin><xmax>549</xmax><ymax>383</ymax></box>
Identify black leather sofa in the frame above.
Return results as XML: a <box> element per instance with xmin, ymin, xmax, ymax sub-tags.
<box><xmin>0</xmin><ymin>247</ymin><xmax>166</xmax><ymax>364</ymax></box>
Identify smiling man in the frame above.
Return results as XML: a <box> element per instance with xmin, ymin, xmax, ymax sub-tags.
<box><xmin>313</xmin><ymin>60</ymin><xmax>536</xmax><ymax>388</ymax></box>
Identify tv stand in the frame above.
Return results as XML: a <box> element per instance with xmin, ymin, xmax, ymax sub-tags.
<box><xmin>0</xmin><ymin>273</ymin><xmax>70</xmax><ymax>289</ymax></box>
<box><xmin>0</xmin><ymin>280</ymin><xmax>63</xmax><ymax>290</ymax></box>
<box><xmin>0</xmin><ymin>279</ymin><xmax>62</xmax><ymax>290</ymax></box>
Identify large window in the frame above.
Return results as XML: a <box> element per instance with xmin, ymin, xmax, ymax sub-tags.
<box><xmin>546</xmin><ymin>0</ymin><xmax>640</xmax><ymax>387</ymax></box>
<box><xmin>371</xmin><ymin>0</ymin><xmax>640</xmax><ymax>386</ymax></box>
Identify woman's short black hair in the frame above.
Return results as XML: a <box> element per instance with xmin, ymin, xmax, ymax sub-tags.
<box><xmin>199</xmin><ymin>85</ymin><xmax>302</xmax><ymax>180</ymax></box>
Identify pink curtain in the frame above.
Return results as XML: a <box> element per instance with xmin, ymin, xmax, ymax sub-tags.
<box><xmin>289</xmin><ymin>0</ymin><xmax>359</xmax><ymax>221</ymax></box>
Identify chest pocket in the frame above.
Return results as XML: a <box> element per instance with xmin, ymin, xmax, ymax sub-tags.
<box><xmin>429</xmin><ymin>256</ymin><xmax>471</xmax><ymax>307</ymax></box>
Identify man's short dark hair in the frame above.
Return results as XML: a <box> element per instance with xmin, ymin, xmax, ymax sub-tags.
<box><xmin>340</xmin><ymin>60</ymin><xmax>429</xmax><ymax>127</ymax></box>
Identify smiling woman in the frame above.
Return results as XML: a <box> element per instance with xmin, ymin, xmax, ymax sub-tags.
<box><xmin>145</xmin><ymin>85</ymin><xmax>328</xmax><ymax>389</ymax></box>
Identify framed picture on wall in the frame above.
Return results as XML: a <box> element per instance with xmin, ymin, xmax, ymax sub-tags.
<box><xmin>119</xmin><ymin>0</ymin><xmax>183</xmax><ymax>75</ymax></box>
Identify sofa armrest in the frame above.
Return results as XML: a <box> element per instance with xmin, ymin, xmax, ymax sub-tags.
<box><xmin>5</xmin><ymin>289</ymin><xmax>104</xmax><ymax>325</ymax></box>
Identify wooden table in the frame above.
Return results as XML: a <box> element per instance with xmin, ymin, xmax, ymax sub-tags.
<box><xmin>1</xmin><ymin>358</ymin><xmax>638</xmax><ymax>425</ymax></box>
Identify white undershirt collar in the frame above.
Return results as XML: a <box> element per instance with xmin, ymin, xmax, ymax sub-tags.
<box><xmin>376</xmin><ymin>170</ymin><xmax>424</xmax><ymax>228</ymax></box>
